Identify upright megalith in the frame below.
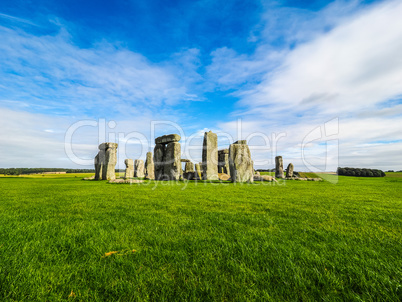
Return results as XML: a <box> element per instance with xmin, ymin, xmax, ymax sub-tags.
<box><xmin>153</xmin><ymin>134</ymin><xmax>182</xmax><ymax>180</ymax></box>
<box><xmin>229</xmin><ymin>140</ymin><xmax>253</xmax><ymax>183</ymax></box>
<box><xmin>218</xmin><ymin>149</ymin><xmax>230</xmax><ymax>176</ymax></box>
<box><xmin>94</xmin><ymin>148</ymin><xmax>105</xmax><ymax>180</ymax></box>
<box><xmin>154</xmin><ymin>144</ymin><xmax>166</xmax><ymax>180</ymax></box>
<box><xmin>124</xmin><ymin>159</ymin><xmax>134</xmax><ymax>178</ymax></box>
<box><xmin>145</xmin><ymin>152</ymin><xmax>155</xmax><ymax>180</ymax></box>
<box><xmin>202</xmin><ymin>131</ymin><xmax>218</xmax><ymax>180</ymax></box>
<box><xmin>195</xmin><ymin>163</ymin><xmax>202</xmax><ymax>180</ymax></box>
<box><xmin>183</xmin><ymin>161</ymin><xmax>196</xmax><ymax>180</ymax></box>
<box><xmin>275</xmin><ymin>156</ymin><xmax>284</xmax><ymax>178</ymax></box>
<box><xmin>286</xmin><ymin>163</ymin><xmax>294</xmax><ymax>178</ymax></box>
<box><xmin>134</xmin><ymin>160</ymin><xmax>145</xmax><ymax>178</ymax></box>
<box><xmin>95</xmin><ymin>142</ymin><xmax>118</xmax><ymax>180</ymax></box>
<box><xmin>164</xmin><ymin>142</ymin><xmax>181</xmax><ymax>180</ymax></box>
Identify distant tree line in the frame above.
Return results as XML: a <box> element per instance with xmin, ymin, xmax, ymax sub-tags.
<box><xmin>0</xmin><ymin>168</ymin><xmax>95</xmax><ymax>175</ymax></box>
<box><xmin>337</xmin><ymin>167</ymin><xmax>385</xmax><ymax>177</ymax></box>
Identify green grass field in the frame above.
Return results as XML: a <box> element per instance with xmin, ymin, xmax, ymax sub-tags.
<box><xmin>0</xmin><ymin>173</ymin><xmax>401</xmax><ymax>301</ymax></box>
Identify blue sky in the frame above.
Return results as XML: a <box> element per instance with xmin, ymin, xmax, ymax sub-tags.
<box><xmin>0</xmin><ymin>0</ymin><xmax>401</xmax><ymax>170</ymax></box>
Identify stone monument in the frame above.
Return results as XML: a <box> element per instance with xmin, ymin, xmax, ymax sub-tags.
<box><xmin>124</xmin><ymin>159</ymin><xmax>134</xmax><ymax>178</ymax></box>
<box><xmin>275</xmin><ymin>156</ymin><xmax>284</xmax><ymax>178</ymax></box>
<box><xmin>94</xmin><ymin>142</ymin><xmax>118</xmax><ymax>180</ymax></box>
<box><xmin>202</xmin><ymin>131</ymin><xmax>218</xmax><ymax>180</ymax></box>
<box><xmin>229</xmin><ymin>140</ymin><xmax>253</xmax><ymax>183</ymax></box>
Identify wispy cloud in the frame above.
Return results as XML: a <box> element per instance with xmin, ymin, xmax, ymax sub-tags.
<box><xmin>1</xmin><ymin>1</ymin><xmax>402</xmax><ymax>170</ymax></box>
<box><xmin>0</xmin><ymin>13</ymin><xmax>39</xmax><ymax>27</ymax></box>
<box><xmin>0</xmin><ymin>23</ymin><xmax>201</xmax><ymax>119</ymax></box>
<box><xmin>210</xmin><ymin>0</ymin><xmax>402</xmax><ymax>170</ymax></box>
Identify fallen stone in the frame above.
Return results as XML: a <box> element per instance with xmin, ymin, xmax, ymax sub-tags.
<box><xmin>218</xmin><ymin>173</ymin><xmax>231</xmax><ymax>181</ymax></box>
<box><xmin>254</xmin><ymin>175</ymin><xmax>273</xmax><ymax>181</ymax></box>
<box><xmin>109</xmin><ymin>179</ymin><xmax>145</xmax><ymax>184</ymax></box>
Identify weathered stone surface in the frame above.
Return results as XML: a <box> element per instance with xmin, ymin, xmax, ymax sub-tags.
<box><xmin>255</xmin><ymin>171</ymin><xmax>260</xmax><ymax>176</ymax></box>
<box><xmin>99</xmin><ymin>142</ymin><xmax>118</xmax><ymax>151</ymax></box>
<box><xmin>94</xmin><ymin>151</ymin><xmax>104</xmax><ymax>180</ymax></box>
<box><xmin>202</xmin><ymin>131</ymin><xmax>219</xmax><ymax>180</ymax></box>
<box><xmin>218</xmin><ymin>149</ymin><xmax>230</xmax><ymax>176</ymax></box>
<box><xmin>195</xmin><ymin>163</ymin><xmax>202</xmax><ymax>180</ymax></box>
<box><xmin>295</xmin><ymin>177</ymin><xmax>322</xmax><ymax>181</ymax></box>
<box><xmin>183</xmin><ymin>162</ymin><xmax>196</xmax><ymax>180</ymax></box>
<box><xmin>181</xmin><ymin>159</ymin><xmax>191</xmax><ymax>162</ymax></box>
<box><xmin>254</xmin><ymin>175</ymin><xmax>273</xmax><ymax>182</ymax></box>
<box><xmin>145</xmin><ymin>152</ymin><xmax>155</xmax><ymax>180</ymax></box>
<box><xmin>134</xmin><ymin>159</ymin><xmax>145</xmax><ymax>178</ymax></box>
<box><xmin>164</xmin><ymin>142</ymin><xmax>181</xmax><ymax>180</ymax></box>
<box><xmin>275</xmin><ymin>156</ymin><xmax>284</xmax><ymax>179</ymax></box>
<box><xmin>109</xmin><ymin>179</ymin><xmax>144</xmax><ymax>184</ymax></box>
<box><xmin>184</xmin><ymin>162</ymin><xmax>194</xmax><ymax>172</ymax></box>
<box><xmin>95</xmin><ymin>142</ymin><xmax>117</xmax><ymax>180</ymax></box>
<box><xmin>286</xmin><ymin>163</ymin><xmax>294</xmax><ymax>178</ymax></box>
<box><xmin>124</xmin><ymin>159</ymin><xmax>134</xmax><ymax>178</ymax></box>
<box><xmin>153</xmin><ymin>143</ymin><xmax>166</xmax><ymax>180</ymax></box>
<box><xmin>229</xmin><ymin>143</ymin><xmax>253</xmax><ymax>183</ymax></box>
<box><xmin>233</xmin><ymin>140</ymin><xmax>247</xmax><ymax>145</ymax></box>
<box><xmin>218</xmin><ymin>173</ymin><xmax>230</xmax><ymax>181</ymax></box>
<box><xmin>155</xmin><ymin>134</ymin><xmax>181</xmax><ymax>145</ymax></box>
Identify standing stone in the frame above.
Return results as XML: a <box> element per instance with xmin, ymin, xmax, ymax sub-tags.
<box><xmin>286</xmin><ymin>163</ymin><xmax>294</xmax><ymax>178</ymax></box>
<box><xmin>145</xmin><ymin>152</ymin><xmax>155</xmax><ymax>180</ymax></box>
<box><xmin>99</xmin><ymin>143</ymin><xmax>118</xmax><ymax>180</ymax></box>
<box><xmin>218</xmin><ymin>149</ymin><xmax>230</xmax><ymax>176</ymax></box>
<box><xmin>164</xmin><ymin>142</ymin><xmax>181</xmax><ymax>180</ymax></box>
<box><xmin>124</xmin><ymin>159</ymin><xmax>134</xmax><ymax>178</ymax></box>
<box><xmin>229</xmin><ymin>141</ymin><xmax>253</xmax><ymax>183</ymax></box>
<box><xmin>275</xmin><ymin>156</ymin><xmax>284</xmax><ymax>178</ymax></box>
<box><xmin>154</xmin><ymin>143</ymin><xmax>166</xmax><ymax>180</ymax></box>
<box><xmin>134</xmin><ymin>159</ymin><xmax>145</xmax><ymax>178</ymax></box>
<box><xmin>202</xmin><ymin>131</ymin><xmax>218</xmax><ymax>180</ymax></box>
<box><xmin>94</xmin><ymin>149</ymin><xmax>105</xmax><ymax>180</ymax></box>
<box><xmin>195</xmin><ymin>163</ymin><xmax>202</xmax><ymax>180</ymax></box>
<box><xmin>183</xmin><ymin>162</ymin><xmax>195</xmax><ymax>180</ymax></box>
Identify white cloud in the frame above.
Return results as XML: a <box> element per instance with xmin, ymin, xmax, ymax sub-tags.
<box><xmin>238</xmin><ymin>0</ymin><xmax>402</xmax><ymax>115</ymax></box>
<box><xmin>0</xmin><ymin>24</ymin><xmax>201</xmax><ymax>119</ymax></box>
<box><xmin>1</xmin><ymin>1</ymin><xmax>402</xmax><ymax>171</ymax></box>
<box><xmin>207</xmin><ymin>0</ymin><xmax>402</xmax><ymax>171</ymax></box>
